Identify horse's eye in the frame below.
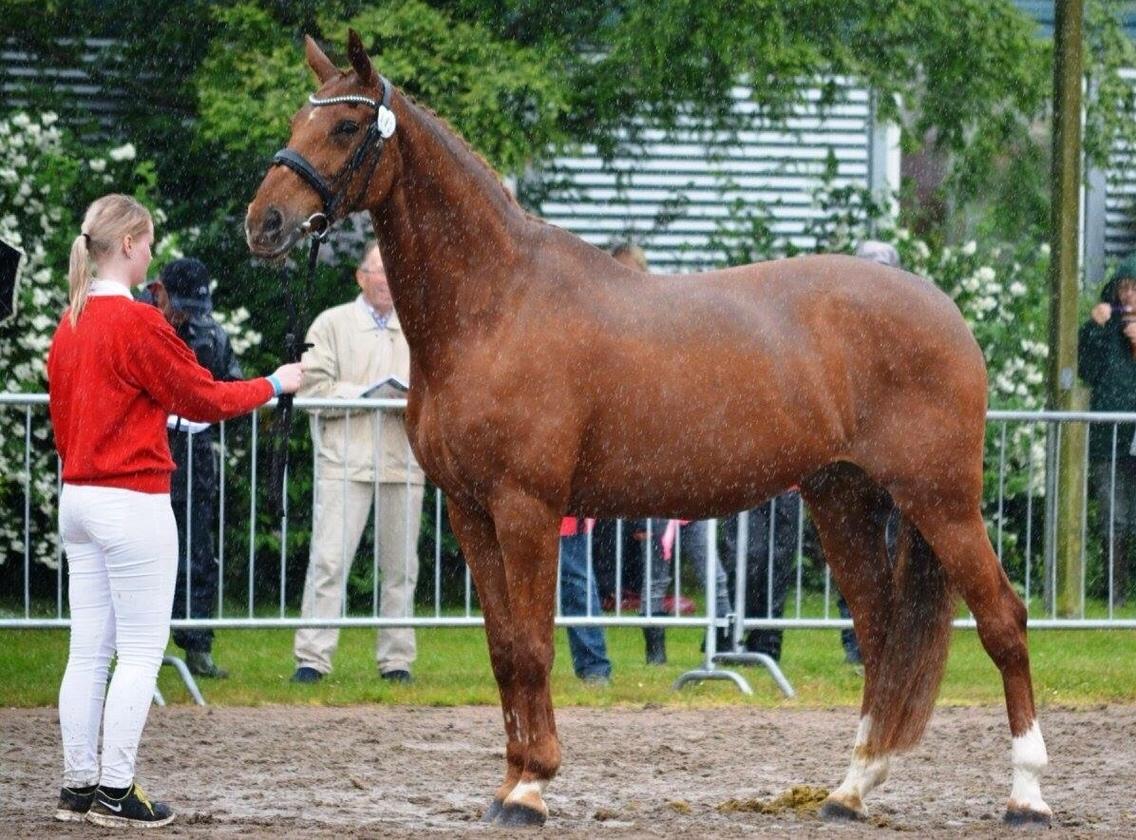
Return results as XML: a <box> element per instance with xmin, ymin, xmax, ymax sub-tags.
<box><xmin>334</xmin><ymin>120</ymin><xmax>359</xmax><ymax>136</ymax></box>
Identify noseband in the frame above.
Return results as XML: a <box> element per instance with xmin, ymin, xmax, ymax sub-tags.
<box><xmin>270</xmin><ymin>75</ymin><xmax>395</xmax><ymax>240</ymax></box>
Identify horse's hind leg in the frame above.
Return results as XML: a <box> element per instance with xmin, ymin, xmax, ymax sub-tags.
<box><xmin>800</xmin><ymin>463</ymin><xmax>901</xmax><ymax>820</ymax></box>
<box><xmin>445</xmin><ymin>501</ymin><xmax>526</xmax><ymax>823</ymax></box>
<box><xmin>911</xmin><ymin>505</ymin><xmax>1051</xmax><ymax>825</ymax></box>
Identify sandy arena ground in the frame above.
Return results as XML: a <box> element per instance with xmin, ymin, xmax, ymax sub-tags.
<box><xmin>2</xmin><ymin>703</ymin><xmax>1133</xmax><ymax>838</ymax></box>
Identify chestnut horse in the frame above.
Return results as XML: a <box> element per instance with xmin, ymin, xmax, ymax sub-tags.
<box><xmin>246</xmin><ymin>31</ymin><xmax>1051</xmax><ymax>828</ymax></box>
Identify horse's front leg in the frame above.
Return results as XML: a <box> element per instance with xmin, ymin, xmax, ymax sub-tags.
<box><xmin>446</xmin><ymin>501</ymin><xmax>525</xmax><ymax>822</ymax></box>
<box><xmin>488</xmin><ymin>490</ymin><xmax>563</xmax><ymax>826</ymax></box>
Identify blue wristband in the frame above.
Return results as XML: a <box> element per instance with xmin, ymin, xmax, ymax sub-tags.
<box><xmin>267</xmin><ymin>374</ymin><xmax>283</xmax><ymax>396</ymax></box>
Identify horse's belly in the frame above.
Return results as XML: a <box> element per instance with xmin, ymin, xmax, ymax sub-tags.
<box><xmin>567</xmin><ymin>438</ymin><xmax>827</xmax><ymax>519</ymax></box>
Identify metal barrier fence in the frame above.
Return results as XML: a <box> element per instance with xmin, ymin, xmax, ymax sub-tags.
<box><xmin>3</xmin><ymin>394</ymin><xmax>1136</xmax><ymax>697</ymax></box>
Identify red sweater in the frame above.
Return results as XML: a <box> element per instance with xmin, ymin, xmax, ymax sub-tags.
<box><xmin>47</xmin><ymin>295</ymin><xmax>275</xmax><ymax>493</ymax></box>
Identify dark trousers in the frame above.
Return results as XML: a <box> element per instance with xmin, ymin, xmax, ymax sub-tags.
<box><xmin>590</xmin><ymin>518</ymin><xmax>644</xmax><ymax>600</ymax></box>
<box><xmin>1090</xmin><ymin>458</ymin><xmax>1136</xmax><ymax>604</ymax></box>
<box><xmin>169</xmin><ymin>430</ymin><xmax>219</xmax><ymax>653</ymax></box>
<box><xmin>722</xmin><ymin>492</ymin><xmax>799</xmax><ymax>660</ymax></box>
<box><xmin>558</xmin><ymin>533</ymin><xmax>611</xmax><ymax>679</ymax></box>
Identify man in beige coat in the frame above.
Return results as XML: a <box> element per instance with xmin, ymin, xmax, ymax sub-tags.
<box><xmin>292</xmin><ymin>241</ymin><xmax>425</xmax><ymax>683</ymax></box>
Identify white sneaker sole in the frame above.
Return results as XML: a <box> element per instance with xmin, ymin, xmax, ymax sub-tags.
<box><xmin>53</xmin><ymin>808</ymin><xmax>88</xmax><ymax>822</ymax></box>
<box><xmin>85</xmin><ymin>809</ymin><xmax>176</xmax><ymax>828</ymax></box>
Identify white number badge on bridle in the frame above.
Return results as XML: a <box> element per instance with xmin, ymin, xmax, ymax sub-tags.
<box><xmin>376</xmin><ymin>105</ymin><xmax>396</xmax><ymax>139</ymax></box>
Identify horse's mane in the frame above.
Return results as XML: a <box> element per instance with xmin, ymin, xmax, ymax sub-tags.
<box><xmin>401</xmin><ymin>92</ymin><xmax>547</xmax><ymax>226</ymax></box>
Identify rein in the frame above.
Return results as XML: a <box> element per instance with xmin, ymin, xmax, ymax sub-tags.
<box><xmin>264</xmin><ymin>76</ymin><xmax>396</xmax><ymax>518</ymax></box>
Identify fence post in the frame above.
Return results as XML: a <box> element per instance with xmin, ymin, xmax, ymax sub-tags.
<box><xmin>1057</xmin><ymin>407</ymin><xmax>1087</xmax><ymax>616</ymax></box>
<box><xmin>1046</xmin><ymin>0</ymin><xmax>1085</xmax><ymax>618</ymax></box>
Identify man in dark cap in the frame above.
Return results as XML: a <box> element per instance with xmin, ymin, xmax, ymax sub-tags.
<box><xmin>146</xmin><ymin>258</ymin><xmax>244</xmax><ymax>677</ymax></box>
<box><xmin>1080</xmin><ymin>254</ymin><xmax>1136</xmax><ymax>607</ymax></box>
<box><xmin>0</xmin><ymin>237</ymin><xmax>21</xmax><ymax>324</ymax></box>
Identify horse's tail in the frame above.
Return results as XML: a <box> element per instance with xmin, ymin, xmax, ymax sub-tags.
<box><xmin>864</xmin><ymin>516</ymin><xmax>954</xmax><ymax>755</ymax></box>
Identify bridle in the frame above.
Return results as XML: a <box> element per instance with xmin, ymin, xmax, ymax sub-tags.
<box><xmin>264</xmin><ymin>74</ymin><xmax>396</xmax><ymax>518</ymax></box>
<box><xmin>269</xmin><ymin>74</ymin><xmax>396</xmax><ymax>241</ymax></box>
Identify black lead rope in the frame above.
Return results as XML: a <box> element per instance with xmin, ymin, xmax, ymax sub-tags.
<box><xmin>267</xmin><ymin>236</ymin><xmax>318</xmax><ymax>519</ymax></box>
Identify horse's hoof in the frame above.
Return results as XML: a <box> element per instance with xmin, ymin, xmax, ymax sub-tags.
<box><xmin>819</xmin><ymin>799</ymin><xmax>866</xmax><ymax>822</ymax></box>
<box><xmin>496</xmin><ymin>802</ymin><xmax>548</xmax><ymax>827</ymax></box>
<box><xmin>1003</xmin><ymin>807</ymin><xmax>1052</xmax><ymax>828</ymax></box>
<box><xmin>481</xmin><ymin>798</ymin><xmax>505</xmax><ymax>823</ymax></box>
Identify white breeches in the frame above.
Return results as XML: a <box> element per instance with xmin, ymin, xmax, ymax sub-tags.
<box><xmin>58</xmin><ymin>484</ymin><xmax>177</xmax><ymax>788</ymax></box>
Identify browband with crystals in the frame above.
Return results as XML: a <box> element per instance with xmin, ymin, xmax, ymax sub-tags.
<box><xmin>307</xmin><ymin>76</ymin><xmax>395</xmax><ymax>139</ymax></box>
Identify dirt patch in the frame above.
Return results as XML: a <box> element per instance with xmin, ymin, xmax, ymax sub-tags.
<box><xmin>2</xmin><ymin>704</ymin><xmax>1133</xmax><ymax>837</ymax></box>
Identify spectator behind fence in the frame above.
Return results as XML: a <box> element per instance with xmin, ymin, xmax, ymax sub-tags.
<box><xmin>144</xmin><ymin>258</ymin><xmax>243</xmax><ymax>680</ymax></box>
<box><xmin>722</xmin><ymin>493</ymin><xmax>798</xmax><ymax>661</ymax></box>
<box><xmin>292</xmin><ymin>240</ymin><xmax>425</xmax><ymax>684</ymax></box>
<box><xmin>558</xmin><ymin>517</ymin><xmax>612</xmax><ymax>683</ymax></box>
<box><xmin>1078</xmin><ymin>254</ymin><xmax>1136</xmax><ymax>607</ymax></box>
<box><xmin>853</xmin><ymin>239</ymin><xmax>899</xmax><ymax>268</ymax></box>
<box><xmin>48</xmin><ymin>194</ymin><xmax>301</xmax><ymax>827</ymax></box>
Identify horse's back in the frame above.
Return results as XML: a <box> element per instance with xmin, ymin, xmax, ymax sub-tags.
<box><xmin>555</xmin><ymin>251</ymin><xmax>986</xmax><ymax>409</ymax></box>
<box><xmin>539</xmin><ymin>250</ymin><xmax>988</xmax><ymax>516</ymax></box>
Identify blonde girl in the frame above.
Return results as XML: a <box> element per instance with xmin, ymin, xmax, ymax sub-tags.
<box><xmin>49</xmin><ymin>194</ymin><xmax>302</xmax><ymax>827</ymax></box>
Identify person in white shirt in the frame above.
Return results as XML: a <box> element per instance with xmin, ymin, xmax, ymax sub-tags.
<box><xmin>292</xmin><ymin>240</ymin><xmax>425</xmax><ymax>683</ymax></box>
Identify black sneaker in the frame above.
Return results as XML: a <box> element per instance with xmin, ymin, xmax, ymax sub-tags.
<box><xmin>54</xmin><ymin>784</ymin><xmax>97</xmax><ymax>822</ymax></box>
<box><xmin>86</xmin><ymin>782</ymin><xmax>175</xmax><ymax>828</ymax></box>
<box><xmin>380</xmin><ymin>669</ymin><xmax>413</xmax><ymax>683</ymax></box>
<box><xmin>291</xmin><ymin>666</ymin><xmax>324</xmax><ymax>683</ymax></box>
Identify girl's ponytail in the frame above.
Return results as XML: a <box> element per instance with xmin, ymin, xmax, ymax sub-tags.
<box><xmin>67</xmin><ymin>195</ymin><xmax>152</xmax><ymax>328</ymax></box>
<box><xmin>67</xmin><ymin>232</ymin><xmax>94</xmax><ymax>327</ymax></box>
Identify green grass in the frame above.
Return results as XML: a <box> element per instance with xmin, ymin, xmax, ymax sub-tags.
<box><xmin>2</xmin><ymin>621</ymin><xmax>1134</xmax><ymax>709</ymax></box>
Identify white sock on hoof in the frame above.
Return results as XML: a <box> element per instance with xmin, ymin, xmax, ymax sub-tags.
<box><xmin>1008</xmin><ymin>719</ymin><xmax>1050</xmax><ymax>815</ymax></box>
<box><xmin>505</xmin><ymin>779</ymin><xmax>547</xmax><ymax>810</ymax></box>
<box><xmin>830</xmin><ymin>715</ymin><xmax>890</xmax><ymax>811</ymax></box>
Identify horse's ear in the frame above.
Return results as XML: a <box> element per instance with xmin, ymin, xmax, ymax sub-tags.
<box><xmin>305</xmin><ymin>35</ymin><xmax>338</xmax><ymax>84</ymax></box>
<box><xmin>346</xmin><ymin>28</ymin><xmax>376</xmax><ymax>88</ymax></box>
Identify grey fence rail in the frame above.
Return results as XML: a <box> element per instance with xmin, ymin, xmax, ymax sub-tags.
<box><xmin>3</xmin><ymin>395</ymin><xmax>1136</xmax><ymax>640</ymax></box>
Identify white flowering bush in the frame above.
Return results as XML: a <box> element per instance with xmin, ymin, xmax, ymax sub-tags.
<box><xmin>213</xmin><ymin>304</ymin><xmax>263</xmax><ymax>357</ymax></box>
<box><xmin>0</xmin><ymin>113</ymin><xmax>261</xmax><ymax>576</ymax></box>
<box><xmin>0</xmin><ymin>110</ymin><xmax>128</xmax><ymax>573</ymax></box>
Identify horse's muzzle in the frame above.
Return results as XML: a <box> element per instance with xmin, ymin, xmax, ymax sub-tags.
<box><xmin>245</xmin><ymin>204</ymin><xmax>307</xmax><ymax>261</ymax></box>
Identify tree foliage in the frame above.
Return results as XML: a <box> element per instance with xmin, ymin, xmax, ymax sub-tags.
<box><xmin>195</xmin><ymin>1</ymin><xmax>569</xmax><ymax>175</ymax></box>
<box><xmin>442</xmin><ymin>1</ymin><xmax>1049</xmax><ymax>192</ymax></box>
<box><xmin>6</xmin><ymin>1</ymin><xmax>1136</xmax><ymax>213</ymax></box>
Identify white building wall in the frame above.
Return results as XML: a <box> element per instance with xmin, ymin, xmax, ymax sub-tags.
<box><xmin>523</xmin><ymin>80</ymin><xmax>901</xmax><ymax>273</ymax></box>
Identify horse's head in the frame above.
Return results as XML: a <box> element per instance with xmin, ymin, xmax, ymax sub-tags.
<box><xmin>246</xmin><ymin>30</ymin><xmax>399</xmax><ymax>260</ymax></box>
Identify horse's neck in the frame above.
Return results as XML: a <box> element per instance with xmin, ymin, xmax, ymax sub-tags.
<box><xmin>371</xmin><ymin>95</ymin><xmax>527</xmax><ymax>366</ymax></box>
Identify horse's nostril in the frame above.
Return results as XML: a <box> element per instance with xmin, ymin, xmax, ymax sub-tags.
<box><xmin>263</xmin><ymin>207</ymin><xmax>284</xmax><ymax>236</ymax></box>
